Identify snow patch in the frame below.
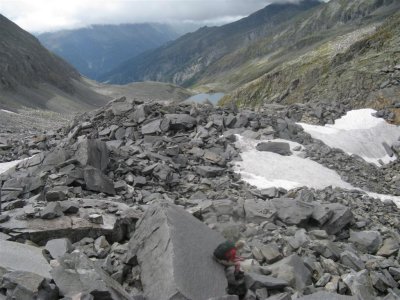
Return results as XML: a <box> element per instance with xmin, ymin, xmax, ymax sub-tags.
<box><xmin>234</xmin><ymin>134</ymin><xmax>400</xmax><ymax>207</ymax></box>
<box><xmin>298</xmin><ymin>109</ymin><xmax>400</xmax><ymax>165</ymax></box>
<box><xmin>234</xmin><ymin>135</ymin><xmax>354</xmax><ymax>191</ymax></box>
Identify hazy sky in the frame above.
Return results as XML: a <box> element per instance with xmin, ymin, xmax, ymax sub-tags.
<box><xmin>0</xmin><ymin>0</ymin><xmax>306</xmax><ymax>33</ymax></box>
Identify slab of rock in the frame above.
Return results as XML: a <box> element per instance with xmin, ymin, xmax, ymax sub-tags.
<box><xmin>342</xmin><ymin>270</ymin><xmax>376</xmax><ymax>300</ymax></box>
<box><xmin>377</xmin><ymin>238</ymin><xmax>399</xmax><ymax>257</ymax></box>
<box><xmin>270</xmin><ymin>199</ymin><xmax>314</xmax><ymax>226</ymax></box>
<box><xmin>349</xmin><ymin>230</ymin><xmax>382</xmax><ymax>254</ymax></box>
<box><xmin>51</xmin><ymin>251</ymin><xmax>131</xmax><ymax>299</ymax></box>
<box><xmin>256</xmin><ymin>142</ymin><xmax>291</xmax><ymax>156</ymax></box>
<box><xmin>125</xmin><ymin>202</ymin><xmax>227</xmax><ymax>300</ymax></box>
<box><xmin>296</xmin><ymin>292</ymin><xmax>357</xmax><ymax>299</ymax></box>
<box><xmin>266</xmin><ymin>254</ymin><xmax>312</xmax><ymax>290</ymax></box>
<box><xmin>321</xmin><ymin>203</ymin><xmax>353</xmax><ymax>235</ymax></box>
<box><xmin>165</xmin><ymin>114</ymin><xmax>197</xmax><ymax>130</ymax></box>
<box><xmin>243</xmin><ymin>199</ymin><xmax>277</xmax><ymax>224</ymax></box>
<box><xmin>340</xmin><ymin>251</ymin><xmax>365</xmax><ymax>271</ymax></box>
<box><xmin>244</xmin><ymin>272</ymin><xmax>288</xmax><ymax>290</ymax></box>
<box><xmin>0</xmin><ymin>198</ymin><xmax>139</xmax><ymax>245</ymax></box>
<box><xmin>74</xmin><ymin>139</ymin><xmax>109</xmax><ymax>172</ymax></box>
<box><xmin>0</xmin><ymin>240</ymin><xmax>51</xmax><ymax>278</ymax></box>
<box><xmin>45</xmin><ymin>238</ymin><xmax>73</xmax><ymax>260</ymax></box>
<box><xmin>83</xmin><ymin>166</ymin><xmax>115</xmax><ymax>195</ymax></box>
<box><xmin>1</xmin><ymin>270</ymin><xmax>58</xmax><ymax>300</ymax></box>
<box><xmin>196</xmin><ymin>166</ymin><xmax>225</xmax><ymax>178</ymax></box>
<box><xmin>259</xmin><ymin>243</ymin><xmax>282</xmax><ymax>264</ymax></box>
<box><xmin>141</xmin><ymin>119</ymin><xmax>162</xmax><ymax>135</ymax></box>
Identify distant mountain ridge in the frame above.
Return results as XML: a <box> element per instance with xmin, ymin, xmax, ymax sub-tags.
<box><xmin>101</xmin><ymin>0</ymin><xmax>323</xmax><ymax>85</ymax></box>
<box><xmin>102</xmin><ymin>0</ymin><xmax>400</xmax><ymax>109</ymax></box>
<box><xmin>0</xmin><ymin>14</ymin><xmax>109</xmax><ymax>113</ymax></box>
<box><xmin>38</xmin><ymin>24</ymin><xmax>180</xmax><ymax>80</ymax></box>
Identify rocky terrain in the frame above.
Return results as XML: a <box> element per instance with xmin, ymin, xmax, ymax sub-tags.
<box><xmin>1</xmin><ymin>97</ymin><xmax>400</xmax><ymax>299</ymax></box>
<box><xmin>0</xmin><ymin>14</ymin><xmax>109</xmax><ymax>113</ymax></box>
<box><xmin>100</xmin><ymin>0</ymin><xmax>400</xmax><ymax>110</ymax></box>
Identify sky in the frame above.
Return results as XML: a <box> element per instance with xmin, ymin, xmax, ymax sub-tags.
<box><xmin>0</xmin><ymin>0</ymin><xmax>305</xmax><ymax>33</ymax></box>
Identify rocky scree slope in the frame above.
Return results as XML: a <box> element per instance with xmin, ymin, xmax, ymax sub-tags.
<box><xmin>1</xmin><ymin>98</ymin><xmax>400</xmax><ymax>299</ymax></box>
<box><xmin>0</xmin><ymin>14</ymin><xmax>109</xmax><ymax>113</ymax></box>
<box><xmin>223</xmin><ymin>9</ymin><xmax>400</xmax><ymax>109</ymax></box>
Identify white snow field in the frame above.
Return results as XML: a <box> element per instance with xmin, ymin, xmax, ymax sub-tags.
<box><xmin>298</xmin><ymin>109</ymin><xmax>400</xmax><ymax>165</ymax></box>
<box><xmin>234</xmin><ymin>136</ymin><xmax>354</xmax><ymax>191</ymax></box>
<box><xmin>234</xmin><ymin>109</ymin><xmax>400</xmax><ymax>206</ymax></box>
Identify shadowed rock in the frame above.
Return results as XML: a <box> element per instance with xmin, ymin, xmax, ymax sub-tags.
<box><xmin>125</xmin><ymin>202</ymin><xmax>227</xmax><ymax>300</ymax></box>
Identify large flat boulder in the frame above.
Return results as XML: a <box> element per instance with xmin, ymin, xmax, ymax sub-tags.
<box><xmin>270</xmin><ymin>199</ymin><xmax>314</xmax><ymax>226</ymax></box>
<box><xmin>0</xmin><ymin>240</ymin><xmax>51</xmax><ymax>279</ymax></box>
<box><xmin>0</xmin><ymin>198</ymin><xmax>139</xmax><ymax>245</ymax></box>
<box><xmin>125</xmin><ymin>202</ymin><xmax>227</xmax><ymax>300</ymax></box>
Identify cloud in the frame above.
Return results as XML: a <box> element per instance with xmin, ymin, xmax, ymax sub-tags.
<box><xmin>0</xmin><ymin>0</ymin><xmax>308</xmax><ymax>33</ymax></box>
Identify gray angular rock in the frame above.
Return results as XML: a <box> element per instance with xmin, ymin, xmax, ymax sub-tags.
<box><xmin>125</xmin><ymin>202</ymin><xmax>227</xmax><ymax>300</ymax></box>
<box><xmin>196</xmin><ymin>166</ymin><xmax>225</xmax><ymax>178</ymax></box>
<box><xmin>41</xmin><ymin>202</ymin><xmax>63</xmax><ymax>219</ymax></box>
<box><xmin>1</xmin><ymin>270</ymin><xmax>57</xmax><ymax>300</ymax></box>
<box><xmin>377</xmin><ymin>238</ymin><xmax>399</xmax><ymax>257</ymax></box>
<box><xmin>296</xmin><ymin>292</ymin><xmax>357</xmax><ymax>299</ymax></box>
<box><xmin>342</xmin><ymin>270</ymin><xmax>376</xmax><ymax>300</ymax></box>
<box><xmin>141</xmin><ymin>119</ymin><xmax>162</xmax><ymax>135</ymax></box>
<box><xmin>51</xmin><ymin>251</ymin><xmax>131</xmax><ymax>299</ymax></box>
<box><xmin>244</xmin><ymin>272</ymin><xmax>288</xmax><ymax>290</ymax></box>
<box><xmin>165</xmin><ymin>114</ymin><xmax>197</xmax><ymax>130</ymax></box>
<box><xmin>111</xmin><ymin>97</ymin><xmax>133</xmax><ymax>115</ymax></box>
<box><xmin>266</xmin><ymin>254</ymin><xmax>312</xmax><ymax>290</ymax></box>
<box><xmin>45</xmin><ymin>186</ymin><xmax>69</xmax><ymax>202</ymax></box>
<box><xmin>321</xmin><ymin>203</ymin><xmax>353</xmax><ymax>235</ymax></box>
<box><xmin>270</xmin><ymin>199</ymin><xmax>314</xmax><ymax>226</ymax></box>
<box><xmin>83</xmin><ymin>166</ymin><xmax>115</xmax><ymax>195</ymax></box>
<box><xmin>131</xmin><ymin>104</ymin><xmax>149</xmax><ymax>123</ymax></box>
<box><xmin>349</xmin><ymin>230</ymin><xmax>383</xmax><ymax>254</ymax></box>
<box><xmin>340</xmin><ymin>250</ymin><xmax>365</xmax><ymax>271</ymax></box>
<box><xmin>45</xmin><ymin>238</ymin><xmax>73</xmax><ymax>260</ymax></box>
<box><xmin>74</xmin><ymin>139</ymin><xmax>109</xmax><ymax>172</ymax></box>
<box><xmin>243</xmin><ymin>199</ymin><xmax>277</xmax><ymax>224</ymax></box>
<box><xmin>0</xmin><ymin>240</ymin><xmax>51</xmax><ymax>278</ymax></box>
<box><xmin>256</xmin><ymin>142</ymin><xmax>291</xmax><ymax>156</ymax></box>
<box><xmin>259</xmin><ymin>243</ymin><xmax>282</xmax><ymax>264</ymax></box>
<box><xmin>265</xmin><ymin>293</ymin><xmax>291</xmax><ymax>300</ymax></box>
<box><xmin>208</xmin><ymin>296</ymin><xmax>239</xmax><ymax>300</ymax></box>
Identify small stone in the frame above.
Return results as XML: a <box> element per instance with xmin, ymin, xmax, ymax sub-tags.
<box><xmin>89</xmin><ymin>214</ymin><xmax>103</xmax><ymax>224</ymax></box>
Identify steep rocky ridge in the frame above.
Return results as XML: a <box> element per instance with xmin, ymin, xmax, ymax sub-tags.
<box><xmin>101</xmin><ymin>0</ymin><xmax>322</xmax><ymax>85</ymax></box>
<box><xmin>102</xmin><ymin>0</ymin><xmax>399</xmax><ymax>110</ymax></box>
<box><xmin>0</xmin><ymin>14</ymin><xmax>109</xmax><ymax>113</ymax></box>
<box><xmin>222</xmin><ymin>8</ymin><xmax>400</xmax><ymax>109</ymax></box>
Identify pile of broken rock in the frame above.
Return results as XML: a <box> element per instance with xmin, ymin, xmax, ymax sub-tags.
<box><xmin>1</xmin><ymin>97</ymin><xmax>400</xmax><ymax>299</ymax></box>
